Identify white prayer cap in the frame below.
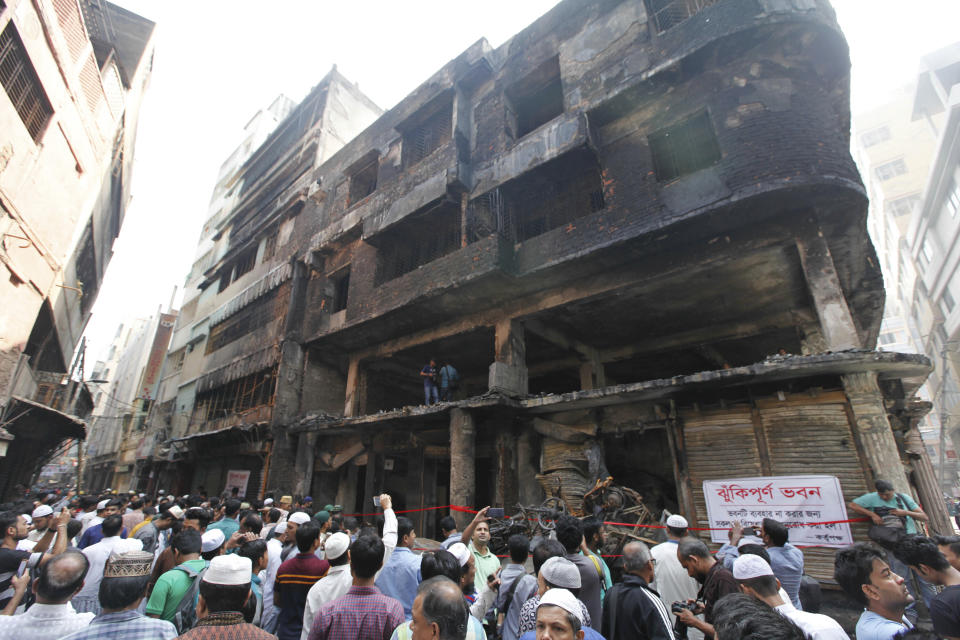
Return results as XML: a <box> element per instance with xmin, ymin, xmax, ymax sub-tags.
<box><xmin>21</xmin><ymin>514</ymin><xmax>32</xmax><ymax>526</ymax></box>
<box><xmin>665</xmin><ymin>514</ymin><xmax>688</xmax><ymax>529</ymax></box>
<box><xmin>166</xmin><ymin>505</ymin><xmax>184</xmax><ymax>520</ymax></box>
<box><xmin>733</xmin><ymin>554</ymin><xmax>774</xmax><ymax>580</ymax></box>
<box><xmin>324</xmin><ymin>532</ymin><xmax>350</xmax><ymax>560</ymax></box>
<box><xmin>538</xmin><ymin>588</ymin><xmax>584</xmax><ymax>625</ymax></box>
<box><xmin>138</xmin><ymin>493</ymin><xmax>145</xmax><ymax>497</ymax></box>
<box><xmin>203</xmin><ymin>554</ymin><xmax>252</xmax><ymax>585</ymax></box>
<box><xmin>274</xmin><ymin>522</ymin><xmax>288</xmax><ymax>535</ymax></box>
<box><xmin>97</xmin><ymin>499</ymin><xmax>110</xmax><ymax>510</ymax></box>
<box><xmin>737</xmin><ymin>534</ymin><xmax>764</xmax><ymax>548</ymax></box>
<box><xmin>263</xmin><ymin>498</ymin><xmax>274</xmax><ymax>506</ymax></box>
<box><xmin>448</xmin><ymin>542</ymin><xmax>471</xmax><ymax>567</ymax></box>
<box><xmin>288</xmin><ymin>512</ymin><xmax>311</xmax><ymax>525</ymax></box>
<box><xmin>31</xmin><ymin>505</ymin><xmax>53</xmax><ymax>519</ymax></box>
<box><xmin>201</xmin><ymin>529</ymin><xmax>225</xmax><ymax>553</ymax></box>
<box><xmin>540</xmin><ymin>557</ymin><xmax>581</xmax><ymax>589</ymax></box>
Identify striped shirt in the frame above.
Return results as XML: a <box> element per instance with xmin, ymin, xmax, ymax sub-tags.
<box><xmin>275</xmin><ymin>553</ymin><xmax>329</xmax><ymax>640</ymax></box>
<box><xmin>307</xmin><ymin>585</ymin><xmax>404</xmax><ymax>640</ymax></box>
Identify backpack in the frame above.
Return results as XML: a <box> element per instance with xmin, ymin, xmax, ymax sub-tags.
<box><xmin>171</xmin><ymin>562</ymin><xmax>207</xmax><ymax>634</ymax></box>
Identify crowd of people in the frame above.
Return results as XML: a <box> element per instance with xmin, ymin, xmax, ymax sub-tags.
<box><xmin>0</xmin><ymin>480</ymin><xmax>954</xmax><ymax>639</ymax></box>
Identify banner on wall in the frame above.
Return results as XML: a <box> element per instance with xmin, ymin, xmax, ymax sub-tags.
<box><xmin>703</xmin><ymin>475</ymin><xmax>853</xmax><ymax>547</ymax></box>
<box><xmin>224</xmin><ymin>470</ymin><xmax>251</xmax><ymax>498</ymax></box>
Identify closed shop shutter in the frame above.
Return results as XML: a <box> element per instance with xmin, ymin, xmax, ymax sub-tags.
<box><xmin>681</xmin><ymin>405</ymin><xmax>762</xmax><ymax>536</ymax></box>
<box><xmin>757</xmin><ymin>393</ymin><xmax>869</xmax><ymax>582</ymax></box>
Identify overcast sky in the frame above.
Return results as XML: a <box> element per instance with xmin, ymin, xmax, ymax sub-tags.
<box><xmin>81</xmin><ymin>0</ymin><xmax>960</xmax><ymax>364</ymax></box>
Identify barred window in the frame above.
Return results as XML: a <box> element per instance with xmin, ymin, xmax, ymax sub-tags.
<box><xmin>401</xmin><ymin>95</ymin><xmax>453</xmax><ymax>169</ymax></box>
<box><xmin>645</xmin><ymin>0</ymin><xmax>719</xmax><ymax>33</ymax></box>
<box><xmin>649</xmin><ymin>110</ymin><xmax>721</xmax><ymax>182</ymax></box>
<box><xmin>0</xmin><ymin>23</ymin><xmax>54</xmax><ymax>142</ymax></box>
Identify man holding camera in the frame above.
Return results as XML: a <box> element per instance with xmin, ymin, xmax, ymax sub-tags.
<box><xmin>674</xmin><ymin>538</ymin><xmax>739</xmax><ymax>639</ymax></box>
<box><xmin>848</xmin><ymin>479</ymin><xmax>935</xmax><ymax>621</ymax></box>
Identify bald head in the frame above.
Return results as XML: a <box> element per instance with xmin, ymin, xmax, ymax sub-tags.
<box><xmin>37</xmin><ymin>551</ymin><xmax>88</xmax><ymax>603</ymax></box>
<box><xmin>414</xmin><ymin>576</ymin><xmax>469</xmax><ymax>640</ymax></box>
<box><xmin>623</xmin><ymin>541</ymin><xmax>654</xmax><ymax>581</ymax></box>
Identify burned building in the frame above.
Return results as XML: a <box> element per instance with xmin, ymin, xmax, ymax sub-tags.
<box><xmin>134</xmin><ymin>0</ymin><xmax>946</xmax><ymax>580</ymax></box>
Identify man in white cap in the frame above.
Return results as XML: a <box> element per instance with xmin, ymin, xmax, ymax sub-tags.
<box><xmin>282</xmin><ymin>512</ymin><xmax>311</xmax><ymax>563</ymax></box>
<box><xmin>733</xmin><ymin>554</ymin><xmax>846</xmax><ymax>639</ymax></box>
<box><xmin>201</xmin><ymin>529</ymin><xmax>226</xmax><ymax>560</ymax></box>
<box><xmin>447</xmin><ymin>542</ymin><xmax>499</xmax><ymax>620</ymax></box>
<box><xmin>534</xmin><ymin>588</ymin><xmax>588</xmax><ymax>640</ymax></box>
<box><xmin>72</xmin><ymin>514</ymin><xmax>144</xmax><ymax>614</ymax></box>
<box><xmin>78</xmin><ymin>499</ymin><xmax>123</xmax><ymax>549</ymax></box>
<box><xmin>260</xmin><ymin>521</ymin><xmax>288</xmax><ymax>633</ymax></box>
<box><xmin>134</xmin><ymin>505</ymin><xmax>184</xmax><ymax>554</ymax></box>
<box><xmin>26</xmin><ymin>505</ymin><xmax>54</xmax><ymax>543</ymax></box>
<box><xmin>518</xmin><ymin>554</ymin><xmax>592</xmax><ymax>635</ymax></box>
<box><xmin>601</xmin><ymin>541</ymin><xmax>672</xmax><ymax>640</ymax></box>
<box><xmin>179</xmin><ymin>554</ymin><xmax>274</xmax><ymax>639</ymax></box>
<box><xmin>301</xmin><ymin>532</ymin><xmax>352</xmax><ymax>639</ymax></box>
<box><xmin>650</xmin><ymin>514</ymin><xmax>703</xmax><ymax>639</ymax></box>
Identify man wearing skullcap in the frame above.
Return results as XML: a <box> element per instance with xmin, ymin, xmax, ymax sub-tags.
<box><xmin>601</xmin><ymin>542</ymin><xmax>672</xmax><ymax>640</ymax></box>
<box><xmin>733</xmin><ymin>554</ymin><xmax>846</xmax><ymax>640</ymax></box>
<box><xmin>26</xmin><ymin>504</ymin><xmax>54</xmax><ymax>543</ymax></box>
<box><xmin>517</xmin><ymin>551</ymin><xmax>593</xmax><ymax>636</ymax></box>
<box><xmin>73</xmin><ymin>515</ymin><xmax>143</xmax><ymax>615</ymax></box>
<box><xmin>60</xmin><ymin>550</ymin><xmax>177</xmax><ymax>639</ymax></box>
<box><xmin>178</xmin><ymin>555</ymin><xmax>274</xmax><ymax>639</ymax></box>
<box><xmin>651</xmin><ymin>514</ymin><xmax>703</xmax><ymax>639</ymax></box>
<box><xmin>301</xmin><ymin>532</ymin><xmax>352</xmax><ymax>640</ymax></box>
<box><xmin>533</xmin><ymin>588</ymin><xmax>588</xmax><ymax>640</ymax></box>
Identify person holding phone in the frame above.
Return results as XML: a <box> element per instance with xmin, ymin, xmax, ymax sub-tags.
<box><xmin>460</xmin><ymin>507</ymin><xmax>502</xmax><ymax>596</ymax></box>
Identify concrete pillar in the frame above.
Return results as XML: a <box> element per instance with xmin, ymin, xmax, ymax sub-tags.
<box><xmin>516</xmin><ymin>427</ymin><xmax>543</xmax><ymax>506</ymax></box>
<box><xmin>293</xmin><ymin>432</ymin><xmax>316</xmax><ymax>498</ymax></box>
<box><xmin>904</xmin><ymin>425</ymin><xmax>953</xmax><ymax>535</ymax></box>
<box><xmin>274</xmin><ymin>341</ymin><xmax>304</xmax><ymax>425</ymax></box>
<box><xmin>843</xmin><ymin>372</ymin><xmax>910</xmax><ymax>494</ymax></box>
<box><xmin>450</xmin><ymin>408</ymin><xmax>476</xmax><ymax>528</ymax></box>
<box><xmin>796</xmin><ymin>230</ymin><xmax>861</xmax><ymax>351</ymax></box>
<box><xmin>579</xmin><ymin>360</ymin><xmax>606</xmax><ymax>390</ymax></box>
<box><xmin>489</xmin><ymin>318</ymin><xmax>528</xmax><ymax>397</ymax></box>
<box><xmin>494</xmin><ymin>427</ymin><xmax>518</xmax><ymax>508</ymax></box>
<box><xmin>799</xmin><ymin>323</ymin><xmax>828</xmax><ymax>355</ymax></box>
<box><xmin>344</xmin><ymin>356</ymin><xmax>367</xmax><ymax>417</ymax></box>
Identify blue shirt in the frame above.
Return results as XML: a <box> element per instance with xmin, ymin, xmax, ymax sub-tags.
<box><xmin>715</xmin><ymin>543</ymin><xmax>804</xmax><ymax>609</ymax></box>
<box><xmin>374</xmin><ymin>546</ymin><xmax>422</xmax><ymax>618</ymax></box>
<box><xmin>77</xmin><ymin>524</ymin><xmax>127</xmax><ymax>549</ymax></box>
<box><xmin>855</xmin><ymin>610</ymin><xmax>912</xmax><ymax>640</ymax></box>
<box><xmin>207</xmin><ymin>517</ymin><xmax>240</xmax><ymax>539</ymax></box>
<box><xmin>60</xmin><ymin>609</ymin><xmax>178</xmax><ymax>640</ymax></box>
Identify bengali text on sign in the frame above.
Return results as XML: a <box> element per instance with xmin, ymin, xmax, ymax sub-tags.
<box><xmin>702</xmin><ymin>475</ymin><xmax>853</xmax><ymax>548</ymax></box>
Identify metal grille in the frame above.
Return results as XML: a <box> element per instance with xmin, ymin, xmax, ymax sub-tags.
<box><xmin>402</xmin><ymin>101</ymin><xmax>452</xmax><ymax>169</ymax></box>
<box><xmin>648</xmin><ymin>110</ymin><xmax>721</xmax><ymax>182</ymax></box>
<box><xmin>206</xmin><ymin>286</ymin><xmax>286</xmax><ymax>354</ymax></box>
<box><xmin>466</xmin><ymin>189</ymin><xmax>505</xmax><ymax>243</ymax></box>
<box><xmin>52</xmin><ymin>0</ymin><xmax>87</xmax><ymax>62</ymax></box>
<box><xmin>498</xmin><ymin>151</ymin><xmax>605</xmax><ymax>243</ymax></box>
<box><xmin>646</xmin><ymin>0</ymin><xmax>718</xmax><ymax>32</ymax></box>
<box><xmin>79</xmin><ymin>53</ymin><xmax>105</xmax><ymax>116</ymax></box>
<box><xmin>375</xmin><ymin>201</ymin><xmax>461</xmax><ymax>285</ymax></box>
<box><xmin>0</xmin><ymin>23</ymin><xmax>54</xmax><ymax>142</ymax></box>
<box><xmin>193</xmin><ymin>366</ymin><xmax>277</xmax><ymax>424</ymax></box>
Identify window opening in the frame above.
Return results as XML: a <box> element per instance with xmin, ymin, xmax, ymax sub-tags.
<box><xmin>860</xmin><ymin>126</ymin><xmax>891</xmax><ymax>148</ymax></box>
<box><xmin>0</xmin><ymin>23</ymin><xmax>54</xmax><ymax>142</ymax></box>
<box><xmin>206</xmin><ymin>286</ymin><xmax>287</xmax><ymax>354</ymax></box>
<box><xmin>348</xmin><ymin>154</ymin><xmax>379</xmax><ymax>206</ymax></box>
<box><xmin>886</xmin><ymin>194</ymin><xmax>920</xmax><ymax>218</ymax></box>
<box><xmin>875</xmin><ymin>158</ymin><xmax>907</xmax><ymax>182</ymax></box>
<box><xmin>401</xmin><ymin>95</ymin><xmax>453</xmax><ymax>169</ymax></box>
<box><xmin>506</xmin><ymin>56</ymin><xmax>564</xmax><ymax>139</ymax></box>
<box><xmin>331</xmin><ymin>268</ymin><xmax>350</xmax><ymax>313</ymax></box>
<box><xmin>375</xmin><ymin>200</ymin><xmax>461</xmax><ymax>285</ymax></box>
<box><xmin>192</xmin><ymin>366</ymin><xmax>277</xmax><ymax>424</ymax></box>
<box><xmin>648</xmin><ymin>110</ymin><xmax>721</xmax><ymax>182</ymax></box>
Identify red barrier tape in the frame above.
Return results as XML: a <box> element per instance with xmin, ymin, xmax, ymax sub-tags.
<box><xmin>345</xmin><ymin>504</ymin><xmax>868</xmax><ymax>531</ymax></box>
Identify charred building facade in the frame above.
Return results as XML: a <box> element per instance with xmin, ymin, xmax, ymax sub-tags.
<box><xmin>133</xmin><ymin>0</ymin><xmax>946</xmax><ymax>579</ymax></box>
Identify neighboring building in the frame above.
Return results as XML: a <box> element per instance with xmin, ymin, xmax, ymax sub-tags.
<box><xmin>127</xmin><ymin>0</ymin><xmax>948</xmax><ymax>579</ymax></box>
<box><xmin>904</xmin><ymin>42</ymin><xmax>960</xmax><ymax>493</ymax></box>
<box><xmin>0</xmin><ymin>0</ymin><xmax>154</xmax><ymax>498</ymax></box>
<box><xmin>851</xmin><ymin>81</ymin><xmax>959</xmax><ymax>489</ymax></box>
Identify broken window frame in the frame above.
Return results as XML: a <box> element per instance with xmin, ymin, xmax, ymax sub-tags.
<box><xmin>331</xmin><ymin>267</ymin><xmax>351</xmax><ymax>313</ymax></box>
<box><xmin>648</xmin><ymin>109</ymin><xmax>722</xmax><ymax>183</ymax></box>
<box><xmin>192</xmin><ymin>365</ymin><xmax>278</xmax><ymax>425</ymax></box>
<box><xmin>347</xmin><ymin>152</ymin><xmax>379</xmax><ymax>206</ymax></box>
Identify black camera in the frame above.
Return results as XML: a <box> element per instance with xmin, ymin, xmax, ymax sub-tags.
<box><xmin>671</xmin><ymin>601</ymin><xmax>696</xmax><ymax>614</ymax></box>
<box><xmin>874</xmin><ymin>506</ymin><xmax>893</xmax><ymax>517</ymax></box>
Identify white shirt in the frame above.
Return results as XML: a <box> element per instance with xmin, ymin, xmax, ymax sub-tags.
<box><xmin>775</xmin><ymin>602</ymin><xmax>848</xmax><ymax>640</ymax></box>
<box><xmin>301</xmin><ymin>563</ymin><xmax>353</xmax><ymax>640</ymax></box>
<box><xmin>79</xmin><ymin>513</ymin><xmax>101</xmax><ymax>535</ymax></box>
<box><xmin>651</xmin><ymin>540</ymin><xmax>704</xmax><ymax>640</ymax></box>
<box><xmin>260</xmin><ymin>536</ymin><xmax>284</xmax><ymax>631</ymax></box>
<box><xmin>0</xmin><ymin>602</ymin><xmax>94</xmax><ymax>639</ymax></box>
<box><xmin>75</xmin><ymin>536</ymin><xmax>143</xmax><ymax>600</ymax></box>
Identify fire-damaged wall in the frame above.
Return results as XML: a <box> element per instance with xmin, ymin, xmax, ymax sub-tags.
<box><xmin>134</xmin><ymin>0</ymin><xmax>952</xmax><ymax>554</ymax></box>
